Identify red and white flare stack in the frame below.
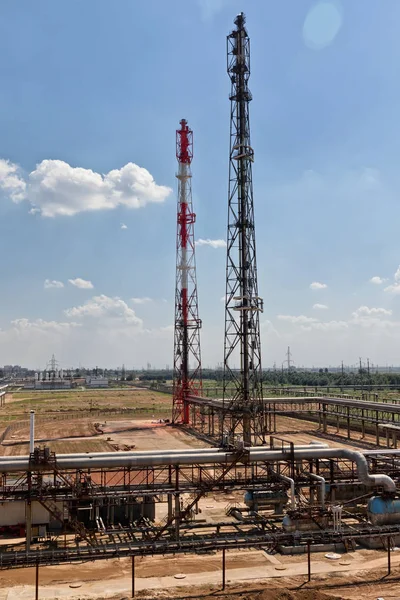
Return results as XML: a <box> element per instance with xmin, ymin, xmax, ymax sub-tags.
<box><xmin>172</xmin><ymin>119</ymin><xmax>202</xmax><ymax>424</ymax></box>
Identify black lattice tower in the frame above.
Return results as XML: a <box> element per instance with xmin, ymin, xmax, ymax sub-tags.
<box><xmin>172</xmin><ymin>119</ymin><xmax>202</xmax><ymax>424</ymax></box>
<box><xmin>222</xmin><ymin>13</ymin><xmax>265</xmax><ymax>446</ymax></box>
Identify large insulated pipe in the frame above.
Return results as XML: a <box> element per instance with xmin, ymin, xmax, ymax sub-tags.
<box><xmin>305</xmin><ymin>471</ymin><xmax>326</xmax><ymax>510</ymax></box>
<box><xmin>0</xmin><ymin>447</ymin><xmax>394</xmax><ymax>493</ymax></box>
<box><xmin>1</xmin><ymin>443</ymin><xmax>330</xmax><ymax>463</ymax></box>
<box><xmin>272</xmin><ymin>470</ymin><xmax>295</xmax><ymax>509</ymax></box>
<box><xmin>29</xmin><ymin>410</ymin><xmax>35</xmax><ymax>454</ymax></box>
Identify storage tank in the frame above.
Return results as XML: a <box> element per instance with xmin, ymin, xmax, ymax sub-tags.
<box><xmin>368</xmin><ymin>496</ymin><xmax>400</xmax><ymax>526</ymax></box>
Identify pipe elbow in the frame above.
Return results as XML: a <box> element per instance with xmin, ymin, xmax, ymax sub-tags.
<box><xmin>341</xmin><ymin>450</ymin><xmax>396</xmax><ymax>493</ymax></box>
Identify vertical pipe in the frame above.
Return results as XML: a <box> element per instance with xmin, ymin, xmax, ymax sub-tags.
<box><xmin>131</xmin><ymin>555</ymin><xmax>135</xmax><ymax>597</ymax></box>
<box><xmin>30</xmin><ymin>410</ymin><xmax>35</xmax><ymax>454</ymax></box>
<box><xmin>174</xmin><ymin>494</ymin><xmax>180</xmax><ymax>540</ymax></box>
<box><xmin>307</xmin><ymin>541</ymin><xmax>311</xmax><ymax>582</ymax></box>
<box><xmin>26</xmin><ymin>470</ymin><xmax>32</xmax><ymax>553</ymax></box>
<box><xmin>175</xmin><ymin>466</ymin><xmax>180</xmax><ymax>540</ymax></box>
<box><xmin>168</xmin><ymin>494</ymin><xmax>173</xmax><ymax>520</ymax></box>
<box><xmin>35</xmin><ymin>560</ymin><xmax>39</xmax><ymax>600</ymax></box>
<box><xmin>347</xmin><ymin>407</ymin><xmax>350</xmax><ymax>439</ymax></box>
<box><xmin>222</xmin><ymin>548</ymin><xmax>226</xmax><ymax>590</ymax></box>
<box><xmin>387</xmin><ymin>536</ymin><xmax>391</xmax><ymax>575</ymax></box>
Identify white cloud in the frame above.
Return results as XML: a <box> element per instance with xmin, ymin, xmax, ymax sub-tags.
<box><xmin>44</xmin><ymin>279</ymin><xmax>64</xmax><ymax>289</ymax></box>
<box><xmin>260</xmin><ymin>319</ymin><xmax>280</xmax><ymax>337</ymax></box>
<box><xmin>131</xmin><ymin>297</ymin><xmax>153</xmax><ymax>305</ymax></box>
<box><xmin>302</xmin><ymin>320</ymin><xmax>348</xmax><ymax>332</ymax></box>
<box><xmin>0</xmin><ymin>158</ymin><xmax>171</xmax><ymax>217</ymax></box>
<box><xmin>121</xmin><ymin>223</ymin><xmax>128</xmax><ymax>230</ymax></box>
<box><xmin>0</xmin><ymin>301</ymin><xmax>173</xmax><ymax>367</ymax></box>
<box><xmin>0</xmin><ymin>159</ymin><xmax>26</xmax><ymax>202</ymax></box>
<box><xmin>65</xmin><ymin>294</ymin><xmax>142</xmax><ymax>327</ymax></box>
<box><xmin>313</xmin><ymin>303</ymin><xmax>328</xmax><ymax>310</ymax></box>
<box><xmin>11</xmin><ymin>318</ymin><xmax>79</xmax><ymax>335</ymax></box>
<box><xmin>195</xmin><ymin>238</ymin><xmax>226</xmax><ymax>249</ymax></box>
<box><xmin>369</xmin><ymin>276</ymin><xmax>386</xmax><ymax>285</ymax></box>
<box><xmin>277</xmin><ymin>314</ymin><xmax>318</xmax><ymax>324</ymax></box>
<box><xmin>350</xmin><ymin>306</ymin><xmax>396</xmax><ymax>329</ymax></box>
<box><xmin>310</xmin><ymin>282</ymin><xmax>328</xmax><ymax>290</ymax></box>
<box><xmin>384</xmin><ymin>283</ymin><xmax>400</xmax><ymax>294</ymax></box>
<box><xmin>383</xmin><ymin>266</ymin><xmax>400</xmax><ymax>293</ymax></box>
<box><xmin>381</xmin><ymin>266</ymin><xmax>400</xmax><ymax>293</ymax></box>
<box><xmin>68</xmin><ymin>278</ymin><xmax>94</xmax><ymax>290</ymax></box>
<box><xmin>352</xmin><ymin>306</ymin><xmax>392</xmax><ymax>318</ymax></box>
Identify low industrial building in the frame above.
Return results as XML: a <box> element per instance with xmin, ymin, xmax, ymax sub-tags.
<box><xmin>85</xmin><ymin>376</ymin><xmax>109</xmax><ymax>388</ymax></box>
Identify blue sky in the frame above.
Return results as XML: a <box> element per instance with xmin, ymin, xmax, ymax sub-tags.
<box><xmin>1</xmin><ymin>0</ymin><xmax>400</xmax><ymax>369</ymax></box>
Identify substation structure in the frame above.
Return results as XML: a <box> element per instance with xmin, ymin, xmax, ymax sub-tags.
<box><xmin>186</xmin><ymin>394</ymin><xmax>400</xmax><ymax>447</ymax></box>
<box><xmin>2</xmin><ymin>442</ymin><xmax>400</xmax><ymax>569</ymax></box>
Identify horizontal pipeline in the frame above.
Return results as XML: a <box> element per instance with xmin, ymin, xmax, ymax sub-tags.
<box><xmin>1</xmin><ymin>442</ymin><xmax>328</xmax><ymax>463</ymax></box>
<box><xmin>0</xmin><ymin>446</ymin><xmax>395</xmax><ymax>492</ymax></box>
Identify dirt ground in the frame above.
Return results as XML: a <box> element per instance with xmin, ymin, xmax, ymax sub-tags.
<box><xmin>2</xmin><ymin>389</ymin><xmax>171</xmax><ymax>419</ymax></box>
<box><xmin>271</xmin><ymin>415</ymin><xmax>379</xmax><ymax>451</ymax></box>
<box><xmin>0</xmin><ymin>418</ymin><xmax>209</xmax><ymax>455</ymax></box>
<box><xmin>1</xmin><ymin>391</ymin><xmax>398</xmax><ymax>599</ymax></box>
<box><xmin>3</xmin><ymin>547</ymin><xmax>400</xmax><ymax>599</ymax></box>
<box><xmin>0</xmin><ymin>411</ymin><xmax>376</xmax><ymax>457</ymax></box>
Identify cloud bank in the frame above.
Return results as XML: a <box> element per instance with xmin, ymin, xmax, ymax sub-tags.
<box><xmin>0</xmin><ymin>158</ymin><xmax>172</xmax><ymax>217</ymax></box>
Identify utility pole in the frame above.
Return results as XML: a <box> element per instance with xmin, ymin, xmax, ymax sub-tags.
<box><xmin>367</xmin><ymin>357</ymin><xmax>371</xmax><ymax>393</ymax></box>
<box><xmin>341</xmin><ymin>360</ymin><xmax>344</xmax><ymax>393</ymax></box>
<box><xmin>172</xmin><ymin>119</ymin><xmax>202</xmax><ymax>424</ymax></box>
<box><xmin>286</xmin><ymin>346</ymin><xmax>293</xmax><ymax>371</ymax></box>
<box><xmin>222</xmin><ymin>13</ymin><xmax>265</xmax><ymax>446</ymax></box>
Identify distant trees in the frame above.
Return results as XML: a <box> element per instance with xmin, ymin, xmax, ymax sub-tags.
<box><xmin>261</xmin><ymin>369</ymin><xmax>400</xmax><ymax>388</ymax></box>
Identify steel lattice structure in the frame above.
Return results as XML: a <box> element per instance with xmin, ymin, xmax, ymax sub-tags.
<box><xmin>222</xmin><ymin>13</ymin><xmax>265</xmax><ymax>445</ymax></box>
<box><xmin>172</xmin><ymin>119</ymin><xmax>202</xmax><ymax>424</ymax></box>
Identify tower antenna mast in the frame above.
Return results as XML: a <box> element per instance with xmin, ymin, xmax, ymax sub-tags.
<box><xmin>222</xmin><ymin>13</ymin><xmax>265</xmax><ymax>445</ymax></box>
<box><xmin>172</xmin><ymin>119</ymin><xmax>202</xmax><ymax>424</ymax></box>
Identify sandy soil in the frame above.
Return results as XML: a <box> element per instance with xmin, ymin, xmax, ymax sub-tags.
<box><xmin>100</xmin><ymin>420</ymin><xmax>210</xmax><ymax>451</ymax></box>
<box><xmin>0</xmin><ymin>418</ymin><xmax>210</xmax><ymax>456</ymax></box>
<box><xmin>272</xmin><ymin>415</ymin><xmax>379</xmax><ymax>451</ymax></box>
<box><xmin>3</xmin><ymin>547</ymin><xmax>400</xmax><ymax>599</ymax></box>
